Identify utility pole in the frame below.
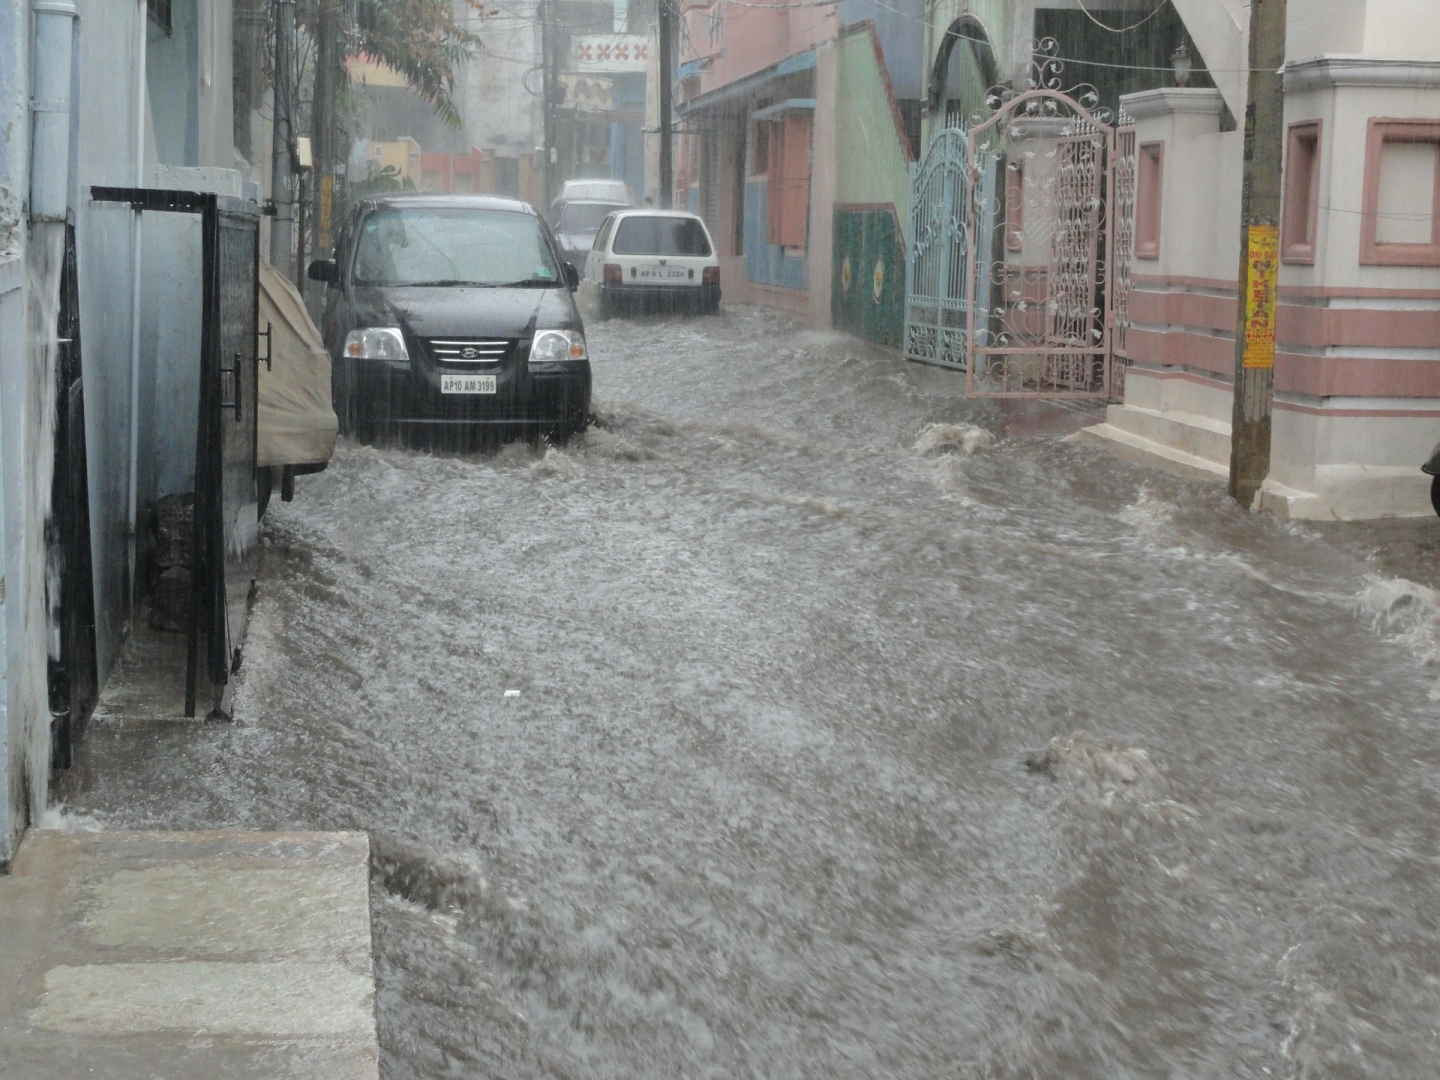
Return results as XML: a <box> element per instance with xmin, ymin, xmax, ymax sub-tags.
<box><xmin>270</xmin><ymin>0</ymin><xmax>296</xmax><ymax>276</ymax></box>
<box><xmin>1227</xmin><ymin>0</ymin><xmax>1286</xmax><ymax>508</ymax></box>
<box><xmin>313</xmin><ymin>1</ymin><xmax>340</xmax><ymax>256</ymax></box>
<box><xmin>541</xmin><ymin>0</ymin><xmax>558</xmax><ymax>210</ymax></box>
<box><xmin>657</xmin><ymin>0</ymin><xmax>673</xmax><ymax>207</ymax></box>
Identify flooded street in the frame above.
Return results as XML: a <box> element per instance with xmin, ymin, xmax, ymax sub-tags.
<box><xmin>63</xmin><ymin>306</ymin><xmax>1440</xmax><ymax>1078</ymax></box>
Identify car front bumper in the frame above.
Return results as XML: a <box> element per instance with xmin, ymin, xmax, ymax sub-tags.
<box><xmin>338</xmin><ymin>358</ymin><xmax>591</xmax><ymax>428</ymax></box>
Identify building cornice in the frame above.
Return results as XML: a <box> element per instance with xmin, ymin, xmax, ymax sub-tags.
<box><xmin>1119</xmin><ymin>88</ymin><xmax>1226</xmax><ymax>121</ymax></box>
<box><xmin>1285</xmin><ymin>55</ymin><xmax>1440</xmax><ymax>93</ymax></box>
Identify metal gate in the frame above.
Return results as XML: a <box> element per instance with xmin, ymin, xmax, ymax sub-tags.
<box><xmin>197</xmin><ymin>198</ymin><xmax>262</xmax><ymax>718</ymax></box>
<box><xmin>92</xmin><ymin>186</ymin><xmax>262</xmax><ymax>719</ymax></box>
<box><xmin>905</xmin><ymin>57</ymin><xmax>1135</xmax><ymax>398</ymax></box>
<box><xmin>47</xmin><ymin>221</ymin><xmax>99</xmax><ymax>769</ymax></box>
<box><xmin>903</xmin><ymin>128</ymin><xmax>971</xmax><ymax>369</ymax></box>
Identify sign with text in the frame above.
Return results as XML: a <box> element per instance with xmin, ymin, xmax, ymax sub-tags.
<box><xmin>561</xmin><ymin>74</ymin><xmax>614</xmax><ymax>112</ymax></box>
<box><xmin>574</xmin><ymin>35</ymin><xmax>649</xmax><ymax>72</ymax></box>
<box><xmin>1242</xmin><ymin>224</ymin><xmax>1279</xmax><ymax>369</ymax></box>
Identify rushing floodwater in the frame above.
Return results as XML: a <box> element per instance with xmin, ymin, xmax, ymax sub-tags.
<box><xmin>62</xmin><ymin>305</ymin><xmax>1440</xmax><ymax>1078</ymax></box>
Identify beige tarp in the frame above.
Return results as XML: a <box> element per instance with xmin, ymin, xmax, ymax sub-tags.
<box><xmin>257</xmin><ymin>259</ymin><xmax>338</xmax><ymax>468</ymax></box>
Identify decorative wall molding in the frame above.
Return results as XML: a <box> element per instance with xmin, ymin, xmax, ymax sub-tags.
<box><xmin>1285</xmin><ymin>55</ymin><xmax>1440</xmax><ymax>94</ymax></box>
<box><xmin>1119</xmin><ymin>88</ymin><xmax>1226</xmax><ymax>121</ymax></box>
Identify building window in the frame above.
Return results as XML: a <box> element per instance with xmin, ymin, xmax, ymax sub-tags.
<box><xmin>765</xmin><ymin>112</ymin><xmax>811</xmax><ymax>249</ymax></box>
<box><xmin>1136</xmin><ymin>141</ymin><xmax>1163</xmax><ymax>260</ymax></box>
<box><xmin>766</xmin><ymin>123</ymin><xmax>784</xmax><ymax>241</ymax></box>
<box><xmin>1282</xmin><ymin>121</ymin><xmax>1321</xmax><ymax>264</ymax></box>
<box><xmin>1361</xmin><ymin>118</ymin><xmax>1440</xmax><ymax>266</ymax></box>
<box><xmin>750</xmin><ymin>120</ymin><xmax>769</xmax><ymax>177</ymax></box>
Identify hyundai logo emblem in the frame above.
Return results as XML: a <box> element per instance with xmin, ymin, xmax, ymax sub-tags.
<box><xmin>461</xmin><ymin>347</ymin><xmax>479</xmax><ymax>358</ymax></box>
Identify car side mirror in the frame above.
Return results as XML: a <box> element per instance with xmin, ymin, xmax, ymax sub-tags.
<box><xmin>563</xmin><ymin>262</ymin><xmax>580</xmax><ymax>292</ymax></box>
<box><xmin>308</xmin><ymin>258</ymin><xmax>338</xmax><ymax>284</ymax></box>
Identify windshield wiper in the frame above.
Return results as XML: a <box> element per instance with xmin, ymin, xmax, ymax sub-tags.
<box><xmin>396</xmin><ymin>279</ymin><xmax>496</xmax><ymax>288</ymax></box>
<box><xmin>494</xmin><ymin>278</ymin><xmax>560</xmax><ymax>288</ymax></box>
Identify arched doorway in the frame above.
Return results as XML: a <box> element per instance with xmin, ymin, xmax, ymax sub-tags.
<box><xmin>929</xmin><ymin>17</ymin><xmax>1000</xmax><ymax>130</ymax></box>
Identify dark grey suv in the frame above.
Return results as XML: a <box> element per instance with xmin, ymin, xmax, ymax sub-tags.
<box><xmin>309</xmin><ymin>195</ymin><xmax>591</xmax><ymax>444</ymax></box>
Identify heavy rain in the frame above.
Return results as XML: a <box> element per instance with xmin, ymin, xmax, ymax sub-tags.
<box><xmin>6</xmin><ymin>0</ymin><xmax>1440</xmax><ymax>1076</ymax></box>
<box><xmin>59</xmin><ymin>307</ymin><xmax>1440</xmax><ymax>1077</ymax></box>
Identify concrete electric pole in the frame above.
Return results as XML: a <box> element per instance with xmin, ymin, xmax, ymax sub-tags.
<box><xmin>541</xmin><ymin>0</ymin><xmax>558</xmax><ymax>212</ymax></box>
<box><xmin>270</xmin><ymin>0</ymin><xmax>296</xmax><ymax>276</ymax></box>
<box><xmin>657</xmin><ymin>0</ymin><xmax>673</xmax><ymax>208</ymax></box>
<box><xmin>1227</xmin><ymin>0</ymin><xmax>1287</xmax><ymax>508</ymax></box>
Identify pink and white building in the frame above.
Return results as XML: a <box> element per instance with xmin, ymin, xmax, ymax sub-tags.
<box><xmin>1084</xmin><ymin>0</ymin><xmax>1440</xmax><ymax>519</ymax></box>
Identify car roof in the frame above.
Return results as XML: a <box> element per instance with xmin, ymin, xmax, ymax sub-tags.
<box><xmin>560</xmin><ymin>178</ymin><xmax>627</xmax><ymax>191</ymax></box>
<box><xmin>610</xmin><ymin>208</ymin><xmax>705</xmax><ymax>221</ymax></box>
<box><xmin>359</xmin><ymin>194</ymin><xmax>538</xmax><ymax>215</ymax></box>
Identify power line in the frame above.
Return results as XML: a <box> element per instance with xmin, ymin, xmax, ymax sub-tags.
<box><xmin>1071</xmin><ymin>0</ymin><xmax>1167</xmax><ymax>35</ymax></box>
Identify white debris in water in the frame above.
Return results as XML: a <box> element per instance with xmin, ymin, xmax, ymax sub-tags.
<box><xmin>914</xmin><ymin>422</ymin><xmax>992</xmax><ymax>456</ymax></box>
<box><xmin>504</xmin><ymin>689</ymin><xmax>521</xmax><ymax>698</ymax></box>
<box><xmin>1025</xmin><ymin>731</ymin><xmax>1162</xmax><ymax>801</ymax></box>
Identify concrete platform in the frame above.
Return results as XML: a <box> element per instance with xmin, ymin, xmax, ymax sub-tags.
<box><xmin>1067</xmin><ymin>417</ymin><xmax>1230</xmax><ymax>483</ymax></box>
<box><xmin>0</xmin><ymin>830</ymin><xmax>379</xmax><ymax>1078</ymax></box>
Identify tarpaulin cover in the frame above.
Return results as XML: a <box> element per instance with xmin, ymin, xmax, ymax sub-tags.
<box><xmin>258</xmin><ymin>259</ymin><xmax>338</xmax><ymax>467</ymax></box>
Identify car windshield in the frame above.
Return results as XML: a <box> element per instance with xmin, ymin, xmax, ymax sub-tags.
<box><xmin>352</xmin><ymin>206</ymin><xmax>562</xmax><ymax>287</ymax></box>
<box><xmin>563</xmin><ymin>181</ymin><xmax>628</xmax><ymax>202</ymax></box>
<box><xmin>612</xmin><ymin>216</ymin><xmax>712</xmax><ymax>257</ymax></box>
<box><xmin>558</xmin><ymin>203</ymin><xmax>625</xmax><ymax>234</ymax></box>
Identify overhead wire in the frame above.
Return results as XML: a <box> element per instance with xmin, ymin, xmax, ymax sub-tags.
<box><xmin>1071</xmin><ymin>0</ymin><xmax>1168</xmax><ymax>35</ymax></box>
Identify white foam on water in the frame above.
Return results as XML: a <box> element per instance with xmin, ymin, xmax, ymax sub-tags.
<box><xmin>37</xmin><ymin>803</ymin><xmax>105</xmax><ymax>832</ymax></box>
<box><xmin>914</xmin><ymin>422</ymin><xmax>993</xmax><ymax>456</ymax></box>
<box><xmin>1357</xmin><ymin>575</ymin><xmax>1440</xmax><ymax>698</ymax></box>
<box><xmin>1116</xmin><ymin>486</ymin><xmax>1177</xmax><ymax>544</ymax></box>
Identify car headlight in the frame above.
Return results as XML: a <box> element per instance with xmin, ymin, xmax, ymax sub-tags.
<box><xmin>529</xmin><ymin>329</ymin><xmax>587</xmax><ymax>363</ymax></box>
<box><xmin>343</xmin><ymin>327</ymin><xmax>408</xmax><ymax>361</ymax></box>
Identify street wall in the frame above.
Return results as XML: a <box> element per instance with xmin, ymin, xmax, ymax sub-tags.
<box><xmin>0</xmin><ymin>0</ymin><xmax>29</xmax><ymax>862</ymax></box>
<box><xmin>831</xmin><ymin>23</ymin><xmax>911</xmax><ymax>347</ymax></box>
<box><xmin>76</xmin><ymin>0</ymin><xmax>148</xmax><ymax>686</ymax></box>
<box><xmin>1104</xmin><ymin>52</ymin><xmax>1440</xmax><ymax>519</ymax></box>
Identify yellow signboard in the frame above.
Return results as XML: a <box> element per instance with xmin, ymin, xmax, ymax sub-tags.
<box><xmin>1242</xmin><ymin>224</ymin><xmax>1279</xmax><ymax>370</ymax></box>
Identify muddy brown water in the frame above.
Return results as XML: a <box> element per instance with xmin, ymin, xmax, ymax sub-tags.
<box><xmin>61</xmin><ymin>307</ymin><xmax>1440</xmax><ymax>1078</ymax></box>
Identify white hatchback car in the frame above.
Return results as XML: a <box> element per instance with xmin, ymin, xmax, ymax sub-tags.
<box><xmin>585</xmin><ymin>210</ymin><xmax>721</xmax><ymax>317</ymax></box>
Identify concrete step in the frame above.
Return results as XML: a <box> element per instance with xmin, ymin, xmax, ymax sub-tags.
<box><xmin>0</xmin><ymin>830</ymin><xmax>378</xmax><ymax>1079</ymax></box>
<box><xmin>1067</xmin><ymin>421</ymin><xmax>1230</xmax><ymax>483</ymax></box>
<box><xmin>1103</xmin><ymin>403</ymin><xmax>1232</xmax><ymax>467</ymax></box>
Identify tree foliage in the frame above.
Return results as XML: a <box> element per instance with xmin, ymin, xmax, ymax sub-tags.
<box><xmin>302</xmin><ymin>0</ymin><xmax>490</xmax><ymax>126</ymax></box>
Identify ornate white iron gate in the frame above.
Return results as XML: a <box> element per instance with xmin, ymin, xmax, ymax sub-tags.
<box><xmin>905</xmin><ymin>43</ymin><xmax>1136</xmax><ymax>399</ymax></box>
<box><xmin>904</xmin><ymin>128</ymin><xmax>971</xmax><ymax>369</ymax></box>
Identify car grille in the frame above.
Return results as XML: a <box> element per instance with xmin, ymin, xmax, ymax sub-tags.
<box><xmin>423</xmin><ymin>338</ymin><xmax>515</xmax><ymax>365</ymax></box>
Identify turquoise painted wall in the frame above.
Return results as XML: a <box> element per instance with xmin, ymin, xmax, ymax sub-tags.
<box><xmin>831</xmin><ymin>25</ymin><xmax>910</xmax><ymax>347</ymax></box>
<box><xmin>834</xmin><ymin>27</ymin><xmax>911</xmax><ymax>221</ymax></box>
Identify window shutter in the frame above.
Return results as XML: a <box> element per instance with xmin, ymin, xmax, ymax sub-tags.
<box><xmin>779</xmin><ymin>112</ymin><xmax>812</xmax><ymax>249</ymax></box>
<box><xmin>766</xmin><ymin>123</ymin><xmax>784</xmax><ymax>244</ymax></box>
